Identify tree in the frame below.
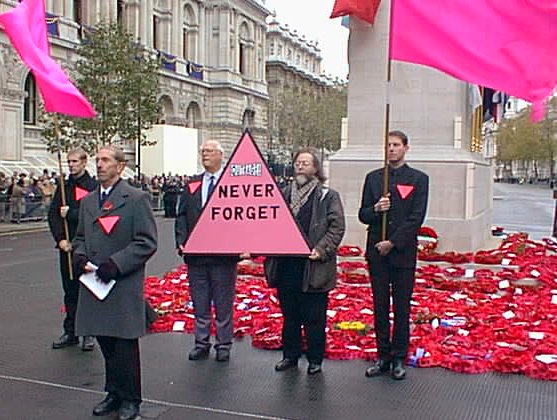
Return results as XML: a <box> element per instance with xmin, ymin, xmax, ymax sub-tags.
<box><xmin>268</xmin><ymin>81</ymin><xmax>347</xmax><ymax>163</ymax></box>
<box><xmin>41</xmin><ymin>23</ymin><xmax>161</xmax><ymax>154</ymax></box>
<box><xmin>497</xmin><ymin>97</ymin><xmax>557</xmax><ymax>180</ymax></box>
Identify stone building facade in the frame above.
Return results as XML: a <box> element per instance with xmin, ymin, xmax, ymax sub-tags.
<box><xmin>0</xmin><ymin>0</ymin><xmax>270</xmax><ymax>175</ymax></box>
<box><xmin>265</xmin><ymin>17</ymin><xmax>337</xmax><ymax>160</ymax></box>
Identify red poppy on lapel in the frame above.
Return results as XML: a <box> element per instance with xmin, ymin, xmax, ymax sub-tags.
<box><xmin>188</xmin><ymin>180</ymin><xmax>202</xmax><ymax>194</ymax></box>
<box><xmin>74</xmin><ymin>186</ymin><xmax>89</xmax><ymax>201</ymax></box>
<box><xmin>396</xmin><ymin>184</ymin><xmax>414</xmax><ymax>199</ymax></box>
<box><xmin>102</xmin><ymin>201</ymin><xmax>114</xmax><ymax>211</ymax></box>
<box><xmin>98</xmin><ymin>215</ymin><xmax>120</xmax><ymax>234</ymax></box>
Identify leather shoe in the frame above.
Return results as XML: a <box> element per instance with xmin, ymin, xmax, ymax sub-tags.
<box><xmin>188</xmin><ymin>347</ymin><xmax>210</xmax><ymax>360</ymax></box>
<box><xmin>365</xmin><ymin>359</ymin><xmax>392</xmax><ymax>377</ymax></box>
<box><xmin>391</xmin><ymin>359</ymin><xmax>406</xmax><ymax>380</ymax></box>
<box><xmin>81</xmin><ymin>336</ymin><xmax>95</xmax><ymax>352</ymax></box>
<box><xmin>52</xmin><ymin>333</ymin><xmax>79</xmax><ymax>349</ymax></box>
<box><xmin>118</xmin><ymin>400</ymin><xmax>140</xmax><ymax>420</ymax></box>
<box><xmin>92</xmin><ymin>394</ymin><xmax>121</xmax><ymax>416</ymax></box>
<box><xmin>216</xmin><ymin>348</ymin><xmax>230</xmax><ymax>362</ymax></box>
<box><xmin>274</xmin><ymin>358</ymin><xmax>298</xmax><ymax>372</ymax></box>
<box><xmin>307</xmin><ymin>363</ymin><xmax>322</xmax><ymax>375</ymax></box>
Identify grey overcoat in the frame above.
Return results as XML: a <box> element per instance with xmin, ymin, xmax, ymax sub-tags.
<box><xmin>73</xmin><ymin>180</ymin><xmax>158</xmax><ymax>339</ymax></box>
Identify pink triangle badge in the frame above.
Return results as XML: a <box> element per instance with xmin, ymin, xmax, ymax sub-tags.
<box><xmin>397</xmin><ymin>184</ymin><xmax>414</xmax><ymax>200</ymax></box>
<box><xmin>188</xmin><ymin>180</ymin><xmax>202</xmax><ymax>194</ymax></box>
<box><xmin>75</xmin><ymin>186</ymin><xmax>89</xmax><ymax>201</ymax></box>
<box><xmin>182</xmin><ymin>130</ymin><xmax>311</xmax><ymax>255</ymax></box>
<box><xmin>98</xmin><ymin>215</ymin><xmax>120</xmax><ymax>235</ymax></box>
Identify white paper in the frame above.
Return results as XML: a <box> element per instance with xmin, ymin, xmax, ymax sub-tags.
<box><xmin>502</xmin><ymin>310</ymin><xmax>516</xmax><ymax>320</ymax></box>
<box><xmin>529</xmin><ymin>332</ymin><xmax>545</xmax><ymax>340</ymax></box>
<box><xmin>501</xmin><ymin>258</ymin><xmax>511</xmax><ymax>266</ymax></box>
<box><xmin>498</xmin><ymin>280</ymin><xmax>510</xmax><ymax>289</ymax></box>
<box><xmin>464</xmin><ymin>269</ymin><xmax>475</xmax><ymax>278</ymax></box>
<box><xmin>552</xmin><ymin>295</ymin><xmax>557</xmax><ymax>305</ymax></box>
<box><xmin>172</xmin><ymin>321</ymin><xmax>186</xmax><ymax>331</ymax></box>
<box><xmin>530</xmin><ymin>269</ymin><xmax>541</xmax><ymax>278</ymax></box>
<box><xmin>535</xmin><ymin>354</ymin><xmax>557</xmax><ymax>364</ymax></box>
<box><xmin>78</xmin><ymin>263</ymin><xmax>116</xmax><ymax>301</ymax></box>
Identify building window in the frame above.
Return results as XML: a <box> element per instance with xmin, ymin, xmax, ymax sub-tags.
<box><xmin>73</xmin><ymin>0</ymin><xmax>82</xmax><ymax>24</ymax></box>
<box><xmin>117</xmin><ymin>0</ymin><xmax>125</xmax><ymax>26</ymax></box>
<box><xmin>239</xmin><ymin>43</ymin><xmax>247</xmax><ymax>75</ymax></box>
<box><xmin>153</xmin><ymin>15</ymin><xmax>159</xmax><ymax>49</ymax></box>
<box><xmin>24</xmin><ymin>73</ymin><xmax>37</xmax><ymax>125</ymax></box>
<box><xmin>182</xmin><ymin>4</ymin><xmax>198</xmax><ymax>61</ymax></box>
<box><xmin>242</xmin><ymin>109</ymin><xmax>255</xmax><ymax>130</ymax></box>
<box><xmin>186</xmin><ymin>102</ymin><xmax>201</xmax><ymax>128</ymax></box>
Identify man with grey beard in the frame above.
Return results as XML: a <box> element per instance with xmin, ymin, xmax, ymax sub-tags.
<box><xmin>265</xmin><ymin>148</ymin><xmax>345</xmax><ymax>375</ymax></box>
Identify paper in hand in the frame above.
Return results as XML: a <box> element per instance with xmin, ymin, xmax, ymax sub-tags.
<box><xmin>79</xmin><ymin>262</ymin><xmax>116</xmax><ymax>301</ymax></box>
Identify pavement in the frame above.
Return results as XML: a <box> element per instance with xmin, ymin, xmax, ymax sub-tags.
<box><xmin>0</xmin><ymin>183</ymin><xmax>556</xmax><ymax>419</ymax></box>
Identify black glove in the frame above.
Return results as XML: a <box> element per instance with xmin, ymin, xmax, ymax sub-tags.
<box><xmin>96</xmin><ymin>259</ymin><xmax>120</xmax><ymax>284</ymax></box>
<box><xmin>73</xmin><ymin>253</ymin><xmax>88</xmax><ymax>279</ymax></box>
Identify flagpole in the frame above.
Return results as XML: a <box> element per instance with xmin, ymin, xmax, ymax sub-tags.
<box><xmin>54</xmin><ymin>114</ymin><xmax>74</xmax><ymax>281</ymax></box>
<box><xmin>381</xmin><ymin>0</ymin><xmax>395</xmax><ymax>240</ymax></box>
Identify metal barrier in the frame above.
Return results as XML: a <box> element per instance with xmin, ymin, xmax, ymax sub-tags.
<box><xmin>0</xmin><ymin>191</ymin><xmax>164</xmax><ymax>223</ymax></box>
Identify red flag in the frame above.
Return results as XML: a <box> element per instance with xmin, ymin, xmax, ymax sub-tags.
<box><xmin>330</xmin><ymin>0</ymin><xmax>381</xmax><ymax>25</ymax></box>
<box><xmin>0</xmin><ymin>0</ymin><xmax>96</xmax><ymax>118</ymax></box>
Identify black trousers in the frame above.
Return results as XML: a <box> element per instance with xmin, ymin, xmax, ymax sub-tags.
<box><xmin>368</xmin><ymin>261</ymin><xmax>415</xmax><ymax>360</ymax></box>
<box><xmin>276</xmin><ymin>269</ymin><xmax>328</xmax><ymax>364</ymax></box>
<box><xmin>59</xmin><ymin>251</ymin><xmax>79</xmax><ymax>336</ymax></box>
<box><xmin>96</xmin><ymin>336</ymin><xmax>141</xmax><ymax>403</ymax></box>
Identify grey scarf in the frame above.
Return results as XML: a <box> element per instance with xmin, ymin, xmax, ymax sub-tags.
<box><xmin>290</xmin><ymin>177</ymin><xmax>319</xmax><ymax>216</ymax></box>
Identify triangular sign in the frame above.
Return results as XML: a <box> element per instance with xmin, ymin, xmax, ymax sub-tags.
<box><xmin>188</xmin><ymin>180</ymin><xmax>202</xmax><ymax>194</ymax></box>
<box><xmin>75</xmin><ymin>186</ymin><xmax>89</xmax><ymax>201</ymax></box>
<box><xmin>397</xmin><ymin>184</ymin><xmax>414</xmax><ymax>200</ymax></box>
<box><xmin>98</xmin><ymin>215</ymin><xmax>120</xmax><ymax>235</ymax></box>
<box><xmin>182</xmin><ymin>130</ymin><xmax>311</xmax><ymax>255</ymax></box>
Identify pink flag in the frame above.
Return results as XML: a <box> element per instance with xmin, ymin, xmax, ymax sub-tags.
<box><xmin>0</xmin><ymin>0</ymin><xmax>96</xmax><ymax>118</ymax></box>
<box><xmin>390</xmin><ymin>0</ymin><xmax>557</xmax><ymax>121</ymax></box>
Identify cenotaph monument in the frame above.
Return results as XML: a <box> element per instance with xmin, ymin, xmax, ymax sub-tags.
<box><xmin>329</xmin><ymin>2</ymin><xmax>493</xmax><ymax>252</ymax></box>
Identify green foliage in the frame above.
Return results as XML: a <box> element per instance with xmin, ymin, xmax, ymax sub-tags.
<box><xmin>268</xmin><ymin>81</ymin><xmax>347</xmax><ymax>160</ymax></box>
<box><xmin>42</xmin><ymin>23</ymin><xmax>161</xmax><ymax>153</ymax></box>
<box><xmin>497</xmin><ymin>97</ymin><xmax>557</xmax><ymax>178</ymax></box>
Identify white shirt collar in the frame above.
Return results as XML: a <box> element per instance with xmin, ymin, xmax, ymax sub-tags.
<box><xmin>205</xmin><ymin>167</ymin><xmax>223</xmax><ymax>181</ymax></box>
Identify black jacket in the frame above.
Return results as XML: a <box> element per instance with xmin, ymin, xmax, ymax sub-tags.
<box><xmin>358</xmin><ymin>164</ymin><xmax>428</xmax><ymax>268</ymax></box>
<box><xmin>48</xmin><ymin>171</ymin><xmax>97</xmax><ymax>245</ymax></box>
<box><xmin>174</xmin><ymin>174</ymin><xmax>238</xmax><ymax>265</ymax></box>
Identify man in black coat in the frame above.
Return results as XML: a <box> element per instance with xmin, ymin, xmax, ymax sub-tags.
<box><xmin>48</xmin><ymin>148</ymin><xmax>97</xmax><ymax>351</ymax></box>
<box><xmin>175</xmin><ymin>140</ymin><xmax>240</xmax><ymax>363</ymax></box>
<box><xmin>358</xmin><ymin>130</ymin><xmax>429</xmax><ymax>380</ymax></box>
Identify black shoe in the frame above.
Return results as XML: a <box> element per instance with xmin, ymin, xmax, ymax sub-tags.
<box><xmin>188</xmin><ymin>347</ymin><xmax>210</xmax><ymax>360</ymax></box>
<box><xmin>92</xmin><ymin>394</ymin><xmax>121</xmax><ymax>416</ymax></box>
<box><xmin>365</xmin><ymin>359</ymin><xmax>392</xmax><ymax>377</ymax></box>
<box><xmin>391</xmin><ymin>359</ymin><xmax>406</xmax><ymax>380</ymax></box>
<box><xmin>52</xmin><ymin>333</ymin><xmax>79</xmax><ymax>349</ymax></box>
<box><xmin>307</xmin><ymin>363</ymin><xmax>322</xmax><ymax>375</ymax></box>
<box><xmin>118</xmin><ymin>400</ymin><xmax>140</xmax><ymax>420</ymax></box>
<box><xmin>81</xmin><ymin>336</ymin><xmax>95</xmax><ymax>352</ymax></box>
<box><xmin>274</xmin><ymin>358</ymin><xmax>298</xmax><ymax>372</ymax></box>
<box><xmin>216</xmin><ymin>348</ymin><xmax>230</xmax><ymax>362</ymax></box>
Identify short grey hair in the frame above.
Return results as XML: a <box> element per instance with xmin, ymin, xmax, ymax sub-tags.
<box><xmin>201</xmin><ymin>140</ymin><xmax>224</xmax><ymax>154</ymax></box>
<box><xmin>99</xmin><ymin>145</ymin><xmax>127</xmax><ymax>163</ymax></box>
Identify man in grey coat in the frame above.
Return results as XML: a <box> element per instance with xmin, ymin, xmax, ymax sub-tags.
<box><xmin>73</xmin><ymin>145</ymin><xmax>157</xmax><ymax>420</ymax></box>
<box><xmin>265</xmin><ymin>148</ymin><xmax>345</xmax><ymax>375</ymax></box>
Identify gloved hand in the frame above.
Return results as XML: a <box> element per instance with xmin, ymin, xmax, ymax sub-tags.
<box><xmin>73</xmin><ymin>254</ymin><xmax>88</xmax><ymax>278</ymax></box>
<box><xmin>96</xmin><ymin>259</ymin><xmax>119</xmax><ymax>284</ymax></box>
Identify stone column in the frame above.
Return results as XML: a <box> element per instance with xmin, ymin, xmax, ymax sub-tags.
<box><xmin>198</xmin><ymin>4</ymin><xmax>206</xmax><ymax>64</ymax></box>
<box><xmin>219</xmin><ymin>6</ymin><xmax>230</xmax><ymax>68</ymax></box>
<box><xmin>64</xmin><ymin>0</ymin><xmax>73</xmax><ymax>20</ymax></box>
<box><xmin>328</xmin><ymin>0</ymin><xmax>492</xmax><ymax>251</ymax></box>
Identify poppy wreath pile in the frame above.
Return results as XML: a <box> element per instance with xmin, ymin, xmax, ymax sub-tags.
<box><xmin>145</xmin><ymin>233</ymin><xmax>557</xmax><ymax>380</ymax></box>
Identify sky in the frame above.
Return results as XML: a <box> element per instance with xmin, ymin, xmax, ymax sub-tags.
<box><xmin>265</xmin><ymin>0</ymin><xmax>349</xmax><ymax>79</ymax></box>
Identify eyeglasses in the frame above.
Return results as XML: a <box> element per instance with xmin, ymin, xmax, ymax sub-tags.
<box><xmin>294</xmin><ymin>161</ymin><xmax>312</xmax><ymax>167</ymax></box>
<box><xmin>200</xmin><ymin>148</ymin><xmax>217</xmax><ymax>153</ymax></box>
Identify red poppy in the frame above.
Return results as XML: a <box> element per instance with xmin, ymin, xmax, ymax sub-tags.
<box><xmin>102</xmin><ymin>201</ymin><xmax>114</xmax><ymax>211</ymax></box>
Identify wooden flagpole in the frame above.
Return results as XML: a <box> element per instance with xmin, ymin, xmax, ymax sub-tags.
<box><xmin>381</xmin><ymin>0</ymin><xmax>396</xmax><ymax>240</ymax></box>
<box><xmin>54</xmin><ymin>114</ymin><xmax>74</xmax><ymax>280</ymax></box>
